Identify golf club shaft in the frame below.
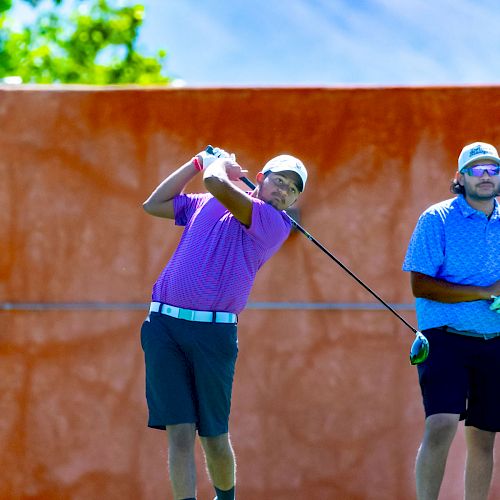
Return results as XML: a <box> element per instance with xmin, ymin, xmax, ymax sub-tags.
<box><xmin>239</xmin><ymin>176</ymin><xmax>419</xmax><ymax>336</ymax></box>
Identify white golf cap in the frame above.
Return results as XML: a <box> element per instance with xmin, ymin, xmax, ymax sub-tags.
<box><xmin>261</xmin><ymin>155</ymin><xmax>308</xmax><ymax>192</ymax></box>
<box><xmin>458</xmin><ymin>142</ymin><xmax>500</xmax><ymax>172</ymax></box>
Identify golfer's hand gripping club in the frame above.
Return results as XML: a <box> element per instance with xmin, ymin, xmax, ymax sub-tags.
<box><xmin>206</xmin><ymin>144</ymin><xmax>430</xmax><ymax>365</ymax></box>
<box><xmin>204</xmin><ymin>145</ymin><xmax>235</xmax><ymax>162</ymax></box>
<box><xmin>198</xmin><ymin>145</ymin><xmax>235</xmax><ymax>170</ymax></box>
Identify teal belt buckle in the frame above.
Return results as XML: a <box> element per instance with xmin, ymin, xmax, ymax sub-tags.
<box><xmin>178</xmin><ymin>308</ymin><xmax>193</xmax><ymax>321</ymax></box>
<box><xmin>217</xmin><ymin>312</ymin><xmax>236</xmax><ymax>323</ymax></box>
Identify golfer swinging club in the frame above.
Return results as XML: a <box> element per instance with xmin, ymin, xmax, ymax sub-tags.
<box><xmin>141</xmin><ymin>146</ymin><xmax>307</xmax><ymax>500</ymax></box>
<box><xmin>403</xmin><ymin>141</ymin><xmax>500</xmax><ymax>500</ymax></box>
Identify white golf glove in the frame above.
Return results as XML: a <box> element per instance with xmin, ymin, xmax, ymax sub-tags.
<box><xmin>197</xmin><ymin>146</ymin><xmax>235</xmax><ymax>169</ymax></box>
<box><xmin>489</xmin><ymin>295</ymin><xmax>500</xmax><ymax>313</ymax></box>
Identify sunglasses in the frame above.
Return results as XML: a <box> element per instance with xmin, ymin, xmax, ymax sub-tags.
<box><xmin>463</xmin><ymin>164</ymin><xmax>500</xmax><ymax>177</ymax></box>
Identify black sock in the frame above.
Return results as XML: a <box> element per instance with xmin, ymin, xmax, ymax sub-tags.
<box><xmin>214</xmin><ymin>485</ymin><xmax>235</xmax><ymax>500</ymax></box>
<box><xmin>180</xmin><ymin>498</ymin><xmax>196</xmax><ymax>500</ymax></box>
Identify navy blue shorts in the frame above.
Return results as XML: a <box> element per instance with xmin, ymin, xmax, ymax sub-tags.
<box><xmin>140</xmin><ymin>312</ymin><xmax>238</xmax><ymax>437</ymax></box>
<box><xmin>418</xmin><ymin>327</ymin><xmax>500</xmax><ymax>432</ymax></box>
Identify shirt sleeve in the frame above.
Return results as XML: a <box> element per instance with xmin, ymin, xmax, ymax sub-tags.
<box><xmin>173</xmin><ymin>193</ymin><xmax>208</xmax><ymax>226</ymax></box>
<box><xmin>246</xmin><ymin>198</ymin><xmax>292</xmax><ymax>248</ymax></box>
<box><xmin>402</xmin><ymin>209</ymin><xmax>445</xmax><ymax>277</ymax></box>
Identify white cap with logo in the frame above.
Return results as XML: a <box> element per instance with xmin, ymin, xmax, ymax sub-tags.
<box><xmin>458</xmin><ymin>142</ymin><xmax>500</xmax><ymax>172</ymax></box>
<box><xmin>261</xmin><ymin>155</ymin><xmax>308</xmax><ymax>192</ymax></box>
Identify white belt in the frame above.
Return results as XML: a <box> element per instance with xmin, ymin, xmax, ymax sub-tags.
<box><xmin>149</xmin><ymin>302</ymin><xmax>237</xmax><ymax>324</ymax></box>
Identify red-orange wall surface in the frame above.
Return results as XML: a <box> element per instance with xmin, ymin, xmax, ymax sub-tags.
<box><xmin>1</xmin><ymin>85</ymin><xmax>500</xmax><ymax>500</ymax></box>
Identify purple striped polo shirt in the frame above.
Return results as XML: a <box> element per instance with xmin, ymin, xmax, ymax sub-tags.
<box><xmin>151</xmin><ymin>192</ymin><xmax>292</xmax><ymax>314</ymax></box>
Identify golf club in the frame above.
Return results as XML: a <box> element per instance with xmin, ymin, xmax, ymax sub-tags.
<box><xmin>205</xmin><ymin>145</ymin><xmax>429</xmax><ymax>365</ymax></box>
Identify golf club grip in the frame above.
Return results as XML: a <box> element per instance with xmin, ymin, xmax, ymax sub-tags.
<box><xmin>239</xmin><ymin>175</ymin><xmax>419</xmax><ymax>336</ymax></box>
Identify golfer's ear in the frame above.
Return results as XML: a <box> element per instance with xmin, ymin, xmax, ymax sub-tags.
<box><xmin>455</xmin><ymin>171</ymin><xmax>464</xmax><ymax>186</ymax></box>
<box><xmin>256</xmin><ymin>172</ymin><xmax>265</xmax><ymax>185</ymax></box>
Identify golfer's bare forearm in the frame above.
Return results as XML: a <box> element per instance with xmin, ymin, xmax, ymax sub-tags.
<box><xmin>143</xmin><ymin>159</ymin><xmax>199</xmax><ymax>218</ymax></box>
<box><xmin>203</xmin><ymin>162</ymin><xmax>253</xmax><ymax>226</ymax></box>
<box><xmin>410</xmin><ymin>272</ymin><xmax>498</xmax><ymax>303</ymax></box>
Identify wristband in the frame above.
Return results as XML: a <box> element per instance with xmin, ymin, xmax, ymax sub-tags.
<box><xmin>192</xmin><ymin>156</ymin><xmax>203</xmax><ymax>171</ymax></box>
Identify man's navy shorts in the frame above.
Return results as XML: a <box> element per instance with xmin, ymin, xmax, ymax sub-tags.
<box><xmin>418</xmin><ymin>327</ymin><xmax>500</xmax><ymax>432</ymax></box>
<box><xmin>140</xmin><ymin>311</ymin><xmax>238</xmax><ymax>437</ymax></box>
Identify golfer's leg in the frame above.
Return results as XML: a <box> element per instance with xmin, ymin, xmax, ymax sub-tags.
<box><xmin>464</xmin><ymin>426</ymin><xmax>496</xmax><ymax>500</ymax></box>
<box><xmin>416</xmin><ymin>413</ymin><xmax>459</xmax><ymax>500</ymax></box>
<box><xmin>200</xmin><ymin>433</ymin><xmax>235</xmax><ymax>492</ymax></box>
<box><xmin>167</xmin><ymin>423</ymin><xmax>197</xmax><ymax>499</ymax></box>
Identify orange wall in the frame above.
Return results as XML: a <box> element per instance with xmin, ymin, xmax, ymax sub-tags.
<box><xmin>1</xmin><ymin>85</ymin><xmax>500</xmax><ymax>499</ymax></box>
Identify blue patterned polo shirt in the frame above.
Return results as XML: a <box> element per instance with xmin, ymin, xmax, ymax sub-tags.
<box><xmin>403</xmin><ymin>195</ymin><xmax>500</xmax><ymax>335</ymax></box>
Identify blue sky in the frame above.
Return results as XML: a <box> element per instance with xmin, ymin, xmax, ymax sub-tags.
<box><xmin>11</xmin><ymin>0</ymin><xmax>500</xmax><ymax>86</ymax></box>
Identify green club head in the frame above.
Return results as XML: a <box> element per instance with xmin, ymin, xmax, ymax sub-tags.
<box><xmin>410</xmin><ymin>331</ymin><xmax>429</xmax><ymax>365</ymax></box>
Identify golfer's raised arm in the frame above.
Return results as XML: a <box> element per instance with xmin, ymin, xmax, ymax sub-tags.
<box><xmin>143</xmin><ymin>158</ymin><xmax>200</xmax><ymax>219</ymax></box>
<box><xmin>203</xmin><ymin>158</ymin><xmax>253</xmax><ymax>226</ymax></box>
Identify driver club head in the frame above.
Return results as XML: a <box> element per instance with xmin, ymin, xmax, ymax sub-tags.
<box><xmin>410</xmin><ymin>331</ymin><xmax>429</xmax><ymax>365</ymax></box>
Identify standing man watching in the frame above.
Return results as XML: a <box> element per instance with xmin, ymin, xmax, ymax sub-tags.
<box><xmin>403</xmin><ymin>141</ymin><xmax>500</xmax><ymax>500</ymax></box>
<box><xmin>141</xmin><ymin>146</ymin><xmax>307</xmax><ymax>500</ymax></box>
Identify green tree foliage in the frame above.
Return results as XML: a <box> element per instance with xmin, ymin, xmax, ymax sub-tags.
<box><xmin>0</xmin><ymin>0</ymin><xmax>12</xmax><ymax>13</ymax></box>
<box><xmin>0</xmin><ymin>0</ymin><xmax>171</xmax><ymax>84</ymax></box>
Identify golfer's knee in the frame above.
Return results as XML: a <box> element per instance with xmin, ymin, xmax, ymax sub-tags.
<box><xmin>168</xmin><ymin>424</ymin><xmax>196</xmax><ymax>454</ymax></box>
<box><xmin>423</xmin><ymin>414</ymin><xmax>459</xmax><ymax>447</ymax></box>
<box><xmin>467</xmin><ymin>427</ymin><xmax>496</xmax><ymax>455</ymax></box>
<box><xmin>202</xmin><ymin>434</ymin><xmax>233</xmax><ymax>460</ymax></box>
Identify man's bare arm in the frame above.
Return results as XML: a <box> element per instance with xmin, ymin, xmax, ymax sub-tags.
<box><xmin>203</xmin><ymin>158</ymin><xmax>253</xmax><ymax>226</ymax></box>
<box><xmin>410</xmin><ymin>271</ymin><xmax>500</xmax><ymax>302</ymax></box>
<box><xmin>142</xmin><ymin>158</ymin><xmax>199</xmax><ymax>219</ymax></box>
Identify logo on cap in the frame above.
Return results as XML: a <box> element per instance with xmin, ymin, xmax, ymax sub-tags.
<box><xmin>469</xmin><ymin>145</ymin><xmax>490</xmax><ymax>158</ymax></box>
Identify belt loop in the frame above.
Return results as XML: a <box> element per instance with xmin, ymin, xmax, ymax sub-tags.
<box><xmin>212</xmin><ymin>311</ymin><xmax>216</xmax><ymax>323</ymax></box>
<box><xmin>159</xmin><ymin>303</ymin><xmax>164</xmax><ymax>314</ymax></box>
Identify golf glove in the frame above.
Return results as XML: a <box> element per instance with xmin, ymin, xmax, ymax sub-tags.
<box><xmin>489</xmin><ymin>295</ymin><xmax>500</xmax><ymax>313</ymax></box>
<box><xmin>197</xmin><ymin>146</ymin><xmax>233</xmax><ymax>169</ymax></box>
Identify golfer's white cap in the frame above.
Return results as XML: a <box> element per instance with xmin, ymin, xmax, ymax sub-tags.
<box><xmin>458</xmin><ymin>142</ymin><xmax>500</xmax><ymax>172</ymax></box>
<box><xmin>261</xmin><ymin>155</ymin><xmax>308</xmax><ymax>192</ymax></box>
